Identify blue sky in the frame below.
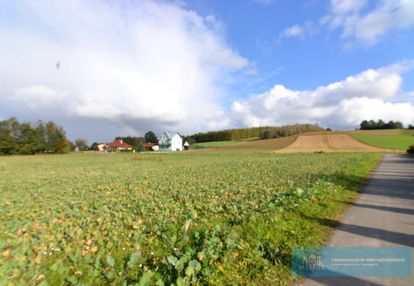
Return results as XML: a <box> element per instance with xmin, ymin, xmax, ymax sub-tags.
<box><xmin>1</xmin><ymin>0</ymin><xmax>414</xmax><ymax>141</ymax></box>
<box><xmin>187</xmin><ymin>0</ymin><xmax>414</xmax><ymax>92</ymax></box>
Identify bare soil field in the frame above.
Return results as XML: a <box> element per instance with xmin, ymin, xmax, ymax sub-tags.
<box><xmin>274</xmin><ymin>134</ymin><xmax>388</xmax><ymax>153</ymax></box>
<box><xmin>211</xmin><ymin>135</ymin><xmax>298</xmax><ymax>152</ymax></box>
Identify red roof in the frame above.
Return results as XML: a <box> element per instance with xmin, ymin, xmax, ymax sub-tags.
<box><xmin>107</xmin><ymin>140</ymin><xmax>132</xmax><ymax>148</ymax></box>
<box><xmin>143</xmin><ymin>142</ymin><xmax>156</xmax><ymax>148</ymax></box>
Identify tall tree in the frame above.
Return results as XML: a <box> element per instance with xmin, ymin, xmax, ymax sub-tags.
<box><xmin>17</xmin><ymin>122</ymin><xmax>38</xmax><ymax>154</ymax></box>
<box><xmin>90</xmin><ymin>142</ymin><xmax>101</xmax><ymax>151</ymax></box>
<box><xmin>0</xmin><ymin>119</ymin><xmax>17</xmax><ymax>155</ymax></box>
<box><xmin>144</xmin><ymin>131</ymin><xmax>158</xmax><ymax>143</ymax></box>
<box><xmin>33</xmin><ymin>121</ymin><xmax>46</xmax><ymax>153</ymax></box>
<box><xmin>74</xmin><ymin>138</ymin><xmax>88</xmax><ymax>151</ymax></box>
<box><xmin>45</xmin><ymin>121</ymin><xmax>69</xmax><ymax>153</ymax></box>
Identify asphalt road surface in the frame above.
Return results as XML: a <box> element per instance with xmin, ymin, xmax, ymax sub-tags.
<box><xmin>304</xmin><ymin>154</ymin><xmax>414</xmax><ymax>286</ymax></box>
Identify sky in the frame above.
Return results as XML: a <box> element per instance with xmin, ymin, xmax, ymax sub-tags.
<box><xmin>1</xmin><ymin>0</ymin><xmax>414</xmax><ymax>142</ymax></box>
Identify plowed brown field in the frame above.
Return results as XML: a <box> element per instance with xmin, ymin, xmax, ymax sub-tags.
<box><xmin>274</xmin><ymin>134</ymin><xmax>387</xmax><ymax>153</ymax></box>
<box><xmin>204</xmin><ymin>136</ymin><xmax>298</xmax><ymax>152</ymax></box>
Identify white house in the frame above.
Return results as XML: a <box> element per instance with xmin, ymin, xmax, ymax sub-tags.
<box><xmin>158</xmin><ymin>132</ymin><xmax>183</xmax><ymax>151</ymax></box>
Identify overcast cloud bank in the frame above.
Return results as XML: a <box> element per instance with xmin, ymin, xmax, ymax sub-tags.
<box><xmin>1</xmin><ymin>0</ymin><xmax>413</xmax><ymax>141</ymax></box>
<box><xmin>0</xmin><ymin>0</ymin><xmax>247</xmax><ymax>139</ymax></box>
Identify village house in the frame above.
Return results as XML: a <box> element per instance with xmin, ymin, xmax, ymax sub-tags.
<box><xmin>143</xmin><ymin>142</ymin><xmax>159</xmax><ymax>151</ymax></box>
<box><xmin>158</xmin><ymin>132</ymin><xmax>183</xmax><ymax>151</ymax></box>
<box><xmin>97</xmin><ymin>143</ymin><xmax>106</xmax><ymax>152</ymax></box>
<box><xmin>106</xmin><ymin>139</ymin><xmax>133</xmax><ymax>152</ymax></box>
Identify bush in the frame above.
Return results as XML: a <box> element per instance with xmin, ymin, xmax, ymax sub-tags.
<box><xmin>407</xmin><ymin>145</ymin><xmax>414</xmax><ymax>154</ymax></box>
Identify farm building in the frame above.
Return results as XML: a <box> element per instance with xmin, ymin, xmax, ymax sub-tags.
<box><xmin>106</xmin><ymin>139</ymin><xmax>133</xmax><ymax>152</ymax></box>
<box><xmin>158</xmin><ymin>132</ymin><xmax>183</xmax><ymax>151</ymax></box>
<box><xmin>143</xmin><ymin>142</ymin><xmax>159</xmax><ymax>151</ymax></box>
<box><xmin>97</xmin><ymin>144</ymin><xmax>106</xmax><ymax>152</ymax></box>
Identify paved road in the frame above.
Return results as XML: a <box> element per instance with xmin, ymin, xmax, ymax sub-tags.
<box><xmin>305</xmin><ymin>154</ymin><xmax>414</xmax><ymax>286</ymax></box>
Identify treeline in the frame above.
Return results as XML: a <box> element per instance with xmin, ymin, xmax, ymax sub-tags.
<box><xmin>0</xmin><ymin>117</ymin><xmax>69</xmax><ymax>155</ymax></box>
<box><xmin>189</xmin><ymin>124</ymin><xmax>324</xmax><ymax>142</ymax></box>
<box><xmin>190</xmin><ymin>127</ymin><xmax>270</xmax><ymax>142</ymax></box>
<box><xmin>260</xmin><ymin>124</ymin><xmax>324</xmax><ymax>139</ymax></box>
<box><xmin>360</xmin><ymin>120</ymin><xmax>404</xmax><ymax>130</ymax></box>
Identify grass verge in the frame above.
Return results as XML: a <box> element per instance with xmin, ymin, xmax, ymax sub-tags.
<box><xmin>352</xmin><ymin>134</ymin><xmax>414</xmax><ymax>150</ymax></box>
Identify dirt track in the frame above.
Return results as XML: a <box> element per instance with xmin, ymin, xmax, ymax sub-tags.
<box><xmin>274</xmin><ymin>134</ymin><xmax>386</xmax><ymax>153</ymax></box>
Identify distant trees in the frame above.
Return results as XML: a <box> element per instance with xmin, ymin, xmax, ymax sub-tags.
<box><xmin>74</xmin><ymin>138</ymin><xmax>88</xmax><ymax>151</ymax></box>
<box><xmin>260</xmin><ymin>124</ymin><xmax>323</xmax><ymax>139</ymax></box>
<box><xmin>89</xmin><ymin>142</ymin><xmax>101</xmax><ymax>151</ymax></box>
<box><xmin>188</xmin><ymin>124</ymin><xmax>324</xmax><ymax>142</ymax></box>
<box><xmin>360</xmin><ymin>120</ymin><xmax>404</xmax><ymax>130</ymax></box>
<box><xmin>144</xmin><ymin>131</ymin><xmax>158</xmax><ymax>143</ymax></box>
<box><xmin>190</xmin><ymin>127</ymin><xmax>271</xmax><ymax>142</ymax></box>
<box><xmin>182</xmin><ymin>136</ymin><xmax>196</xmax><ymax>145</ymax></box>
<box><xmin>0</xmin><ymin>117</ymin><xmax>70</xmax><ymax>155</ymax></box>
<box><xmin>408</xmin><ymin>124</ymin><xmax>414</xmax><ymax>130</ymax></box>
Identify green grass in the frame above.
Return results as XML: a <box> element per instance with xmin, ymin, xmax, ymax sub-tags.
<box><xmin>401</xmin><ymin>129</ymin><xmax>414</xmax><ymax>136</ymax></box>
<box><xmin>352</xmin><ymin>129</ymin><xmax>414</xmax><ymax>136</ymax></box>
<box><xmin>352</xmin><ymin>134</ymin><xmax>414</xmax><ymax>150</ymax></box>
<box><xmin>0</xmin><ymin>152</ymin><xmax>380</xmax><ymax>285</ymax></box>
<box><xmin>193</xmin><ymin>141</ymin><xmax>239</xmax><ymax>148</ymax></box>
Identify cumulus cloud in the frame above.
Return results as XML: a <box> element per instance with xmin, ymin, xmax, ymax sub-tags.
<box><xmin>324</xmin><ymin>0</ymin><xmax>414</xmax><ymax>45</ymax></box>
<box><xmin>231</xmin><ymin>61</ymin><xmax>414</xmax><ymax>129</ymax></box>
<box><xmin>281</xmin><ymin>21</ymin><xmax>316</xmax><ymax>39</ymax></box>
<box><xmin>13</xmin><ymin>85</ymin><xmax>66</xmax><ymax>109</ymax></box>
<box><xmin>0</xmin><ymin>0</ymin><xmax>248</xmax><ymax>140</ymax></box>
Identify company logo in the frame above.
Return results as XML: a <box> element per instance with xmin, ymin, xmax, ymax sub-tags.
<box><xmin>302</xmin><ymin>253</ymin><xmax>324</xmax><ymax>272</ymax></box>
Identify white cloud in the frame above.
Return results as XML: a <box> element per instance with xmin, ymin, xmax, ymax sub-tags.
<box><xmin>13</xmin><ymin>85</ymin><xmax>65</xmax><ymax>109</ymax></box>
<box><xmin>330</xmin><ymin>0</ymin><xmax>369</xmax><ymax>14</ymax></box>
<box><xmin>281</xmin><ymin>22</ymin><xmax>316</xmax><ymax>39</ymax></box>
<box><xmin>284</xmin><ymin>0</ymin><xmax>414</xmax><ymax>46</ymax></box>
<box><xmin>324</xmin><ymin>0</ymin><xmax>414</xmax><ymax>45</ymax></box>
<box><xmin>0</xmin><ymin>0</ymin><xmax>248</xmax><ymax>139</ymax></box>
<box><xmin>231</xmin><ymin>62</ymin><xmax>414</xmax><ymax>129</ymax></box>
<box><xmin>282</xmin><ymin>25</ymin><xmax>304</xmax><ymax>38</ymax></box>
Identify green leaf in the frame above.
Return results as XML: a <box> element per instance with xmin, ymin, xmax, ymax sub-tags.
<box><xmin>295</xmin><ymin>187</ymin><xmax>304</xmax><ymax>197</ymax></box>
<box><xmin>106</xmin><ymin>255</ymin><xmax>115</xmax><ymax>268</ymax></box>
<box><xmin>167</xmin><ymin>255</ymin><xmax>178</xmax><ymax>266</ymax></box>
<box><xmin>128</xmin><ymin>251</ymin><xmax>141</xmax><ymax>268</ymax></box>
<box><xmin>185</xmin><ymin>259</ymin><xmax>201</xmax><ymax>277</ymax></box>
<box><xmin>176</xmin><ymin>277</ymin><xmax>185</xmax><ymax>286</ymax></box>
<box><xmin>138</xmin><ymin>270</ymin><xmax>153</xmax><ymax>286</ymax></box>
<box><xmin>155</xmin><ymin>278</ymin><xmax>165</xmax><ymax>286</ymax></box>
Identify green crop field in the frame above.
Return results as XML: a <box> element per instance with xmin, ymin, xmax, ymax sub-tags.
<box><xmin>352</xmin><ymin>129</ymin><xmax>414</xmax><ymax>136</ymax></box>
<box><xmin>1</xmin><ymin>152</ymin><xmax>380</xmax><ymax>285</ymax></box>
<box><xmin>193</xmin><ymin>141</ymin><xmax>239</xmax><ymax>148</ymax></box>
<box><xmin>352</xmin><ymin>134</ymin><xmax>414</xmax><ymax>150</ymax></box>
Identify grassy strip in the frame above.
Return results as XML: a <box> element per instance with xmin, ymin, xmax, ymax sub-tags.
<box><xmin>193</xmin><ymin>141</ymin><xmax>240</xmax><ymax>148</ymax></box>
<box><xmin>352</xmin><ymin>134</ymin><xmax>414</xmax><ymax>150</ymax></box>
<box><xmin>352</xmin><ymin>129</ymin><xmax>414</xmax><ymax>136</ymax></box>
